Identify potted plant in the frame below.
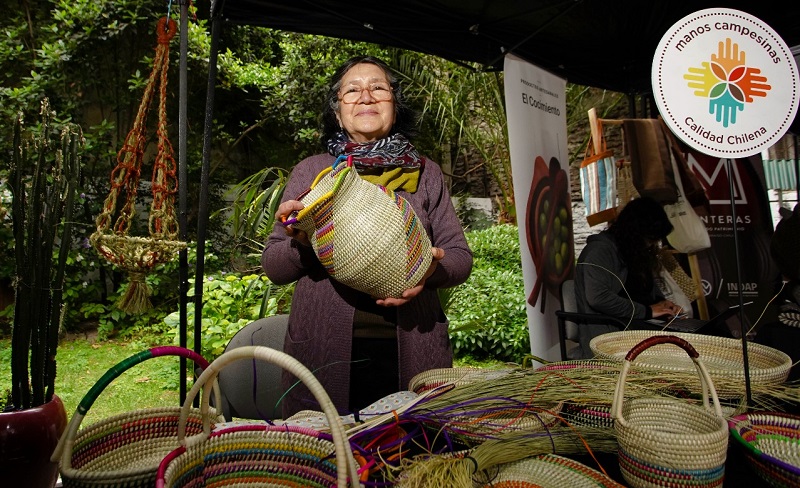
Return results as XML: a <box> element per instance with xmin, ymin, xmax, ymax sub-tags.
<box><xmin>0</xmin><ymin>98</ymin><xmax>82</xmax><ymax>488</ymax></box>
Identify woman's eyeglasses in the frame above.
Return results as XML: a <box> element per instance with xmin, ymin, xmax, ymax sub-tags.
<box><xmin>339</xmin><ymin>83</ymin><xmax>393</xmax><ymax>104</ymax></box>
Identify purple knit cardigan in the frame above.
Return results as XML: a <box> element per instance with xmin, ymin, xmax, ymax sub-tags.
<box><xmin>262</xmin><ymin>152</ymin><xmax>473</xmax><ymax>418</ymax></box>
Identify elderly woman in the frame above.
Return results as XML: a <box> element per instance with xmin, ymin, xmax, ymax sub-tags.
<box><xmin>262</xmin><ymin>55</ymin><xmax>473</xmax><ymax>418</ymax></box>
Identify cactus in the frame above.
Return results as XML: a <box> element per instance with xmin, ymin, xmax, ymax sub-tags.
<box><xmin>7</xmin><ymin>98</ymin><xmax>83</xmax><ymax>410</ymax></box>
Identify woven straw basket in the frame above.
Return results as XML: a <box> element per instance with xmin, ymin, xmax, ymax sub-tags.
<box><xmin>477</xmin><ymin>454</ymin><xmax>625</xmax><ymax>488</ymax></box>
<box><xmin>156</xmin><ymin>345</ymin><xmax>361</xmax><ymax>488</ymax></box>
<box><xmin>612</xmin><ymin>335</ymin><xmax>729</xmax><ymax>488</ymax></box>
<box><xmin>52</xmin><ymin>346</ymin><xmax>223</xmax><ymax>488</ymax></box>
<box><xmin>728</xmin><ymin>411</ymin><xmax>800</xmax><ymax>487</ymax></box>
<box><xmin>408</xmin><ymin>367</ymin><xmax>514</xmax><ymax>394</ymax></box>
<box><xmin>591</xmin><ymin>330</ymin><xmax>791</xmax><ymax>397</ymax></box>
<box><xmin>286</xmin><ymin>155</ymin><xmax>432</xmax><ymax>298</ymax></box>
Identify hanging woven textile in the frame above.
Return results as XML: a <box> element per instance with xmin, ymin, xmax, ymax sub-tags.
<box><xmin>90</xmin><ymin>16</ymin><xmax>186</xmax><ymax>314</ymax></box>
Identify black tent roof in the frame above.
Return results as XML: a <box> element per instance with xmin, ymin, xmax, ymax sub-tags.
<box><xmin>209</xmin><ymin>0</ymin><xmax>800</xmax><ymax>96</ymax></box>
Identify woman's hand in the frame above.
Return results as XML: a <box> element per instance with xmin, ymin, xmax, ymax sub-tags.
<box><xmin>376</xmin><ymin>247</ymin><xmax>445</xmax><ymax>307</ymax></box>
<box><xmin>650</xmin><ymin>299</ymin><xmax>682</xmax><ymax>318</ymax></box>
<box><xmin>278</xmin><ymin>200</ymin><xmax>310</xmax><ymax>247</ymax></box>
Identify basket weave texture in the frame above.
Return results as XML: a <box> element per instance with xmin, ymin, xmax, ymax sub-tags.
<box><xmin>156</xmin><ymin>345</ymin><xmax>361</xmax><ymax>488</ymax></box>
<box><xmin>591</xmin><ymin>330</ymin><xmax>791</xmax><ymax>396</ymax></box>
<box><xmin>478</xmin><ymin>454</ymin><xmax>625</xmax><ymax>487</ymax></box>
<box><xmin>408</xmin><ymin>367</ymin><xmax>513</xmax><ymax>394</ymax></box>
<box><xmin>291</xmin><ymin>155</ymin><xmax>433</xmax><ymax>298</ymax></box>
<box><xmin>728</xmin><ymin>411</ymin><xmax>800</xmax><ymax>487</ymax></box>
<box><xmin>612</xmin><ymin>335</ymin><xmax>729</xmax><ymax>488</ymax></box>
<box><xmin>52</xmin><ymin>346</ymin><xmax>223</xmax><ymax>488</ymax></box>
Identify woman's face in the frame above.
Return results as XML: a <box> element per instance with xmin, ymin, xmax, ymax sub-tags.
<box><xmin>335</xmin><ymin>63</ymin><xmax>396</xmax><ymax>142</ymax></box>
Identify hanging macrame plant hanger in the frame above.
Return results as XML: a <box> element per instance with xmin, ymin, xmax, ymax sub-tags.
<box><xmin>90</xmin><ymin>16</ymin><xmax>186</xmax><ymax>314</ymax></box>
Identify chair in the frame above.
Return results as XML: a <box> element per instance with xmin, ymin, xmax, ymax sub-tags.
<box><xmin>555</xmin><ymin>279</ymin><xmax>717</xmax><ymax>360</ymax></box>
<box><xmin>555</xmin><ymin>279</ymin><xmax>628</xmax><ymax>360</ymax></box>
<box><xmin>216</xmin><ymin>314</ymin><xmax>290</xmax><ymax>421</ymax></box>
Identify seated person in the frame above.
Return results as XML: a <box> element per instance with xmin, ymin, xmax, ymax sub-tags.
<box><xmin>770</xmin><ymin>203</ymin><xmax>800</xmax><ymax>314</ymax></box>
<box><xmin>574</xmin><ymin>196</ymin><xmax>682</xmax><ymax>358</ymax></box>
<box><xmin>756</xmin><ymin>203</ymin><xmax>800</xmax><ymax>382</ymax></box>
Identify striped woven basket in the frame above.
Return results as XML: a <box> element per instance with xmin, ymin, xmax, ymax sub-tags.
<box><xmin>728</xmin><ymin>411</ymin><xmax>800</xmax><ymax>487</ymax></box>
<box><xmin>285</xmin><ymin>154</ymin><xmax>432</xmax><ymax>299</ymax></box>
<box><xmin>612</xmin><ymin>335</ymin><xmax>729</xmax><ymax>488</ymax></box>
<box><xmin>477</xmin><ymin>454</ymin><xmax>625</xmax><ymax>488</ymax></box>
<box><xmin>591</xmin><ymin>330</ymin><xmax>792</xmax><ymax>397</ymax></box>
<box><xmin>51</xmin><ymin>346</ymin><xmax>223</xmax><ymax>488</ymax></box>
<box><xmin>156</xmin><ymin>346</ymin><xmax>362</xmax><ymax>488</ymax></box>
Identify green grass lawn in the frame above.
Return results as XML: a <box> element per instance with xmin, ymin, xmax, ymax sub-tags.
<box><xmin>1</xmin><ymin>331</ymin><xmax>510</xmax><ymax>423</ymax></box>
<box><xmin>0</xmin><ymin>335</ymin><xmax>182</xmax><ymax>422</ymax></box>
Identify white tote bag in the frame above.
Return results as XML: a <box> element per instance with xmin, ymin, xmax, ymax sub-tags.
<box><xmin>663</xmin><ymin>148</ymin><xmax>711</xmax><ymax>253</ymax></box>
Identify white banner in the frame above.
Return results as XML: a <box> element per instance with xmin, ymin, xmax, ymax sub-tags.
<box><xmin>504</xmin><ymin>54</ymin><xmax>570</xmax><ymax>362</ymax></box>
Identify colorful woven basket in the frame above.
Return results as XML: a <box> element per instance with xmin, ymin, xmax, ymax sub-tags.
<box><xmin>156</xmin><ymin>345</ymin><xmax>361</xmax><ymax>488</ymax></box>
<box><xmin>284</xmin><ymin>154</ymin><xmax>433</xmax><ymax>298</ymax></box>
<box><xmin>728</xmin><ymin>411</ymin><xmax>800</xmax><ymax>487</ymax></box>
<box><xmin>477</xmin><ymin>454</ymin><xmax>625</xmax><ymax>488</ymax></box>
<box><xmin>612</xmin><ymin>335</ymin><xmax>729</xmax><ymax>488</ymax></box>
<box><xmin>52</xmin><ymin>346</ymin><xmax>223</xmax><ymax>488</ymax></box>
<box><xmin>591</xmin><ymin>330</ymin><xmax>792</xmax><ymax>397</ymax></box>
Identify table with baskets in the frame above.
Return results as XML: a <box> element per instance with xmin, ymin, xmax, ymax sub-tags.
<box><xmin>51</xmin><ymin>330</ymin><xmax>800</xmax><ymax>488</ymax></box>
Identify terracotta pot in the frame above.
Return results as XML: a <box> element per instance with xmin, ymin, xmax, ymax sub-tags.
<box><xmin>0</xmin><ymin>394</ymin><xmax>68</xmax><ymax>488</ymax></box>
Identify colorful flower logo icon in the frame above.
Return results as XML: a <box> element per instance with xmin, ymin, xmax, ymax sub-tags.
<box><xmin>683</xmin><ymin>38</ymin><xmax>771</xmax><ymax>128</ymax></box>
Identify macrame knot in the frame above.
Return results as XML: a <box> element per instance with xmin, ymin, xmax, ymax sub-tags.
<box><xmin>157</xmin><ymin>17</ymin><xmax>177</xmax><ymax>44</ymax></box>
<box><xmin>91</xmin><ymin>13</ymin><xmax>185</xmax><ymax>314</ymax></box>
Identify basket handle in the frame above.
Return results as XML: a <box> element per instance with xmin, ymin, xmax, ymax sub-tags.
<box><xmin>176</xmin><ymin>345</ymin><xmax>362</xmax><ymax>488</ymax></box>
<box><xmin>625</xmin><ymin>334</ymin><xmax>699</xmax><ymax>361</ymax></box>
<box><xmin>50</xmin><ymin>346</ymin><xmax>221</xmax><ymax>465</ymax></box>
<box><xmin>611</xmin><ymin>335</ymin><xmax>724</xmax><ymax>425</ymax></box>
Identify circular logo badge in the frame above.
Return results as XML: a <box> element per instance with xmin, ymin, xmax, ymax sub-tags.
<box><xmin>652</xmin><ymin>8</ymin><xmax>799</xmax><ymax>158</ymax></box>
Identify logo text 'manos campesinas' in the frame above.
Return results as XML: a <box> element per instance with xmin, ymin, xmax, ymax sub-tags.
<box><xmin>683</xmin><ymin>38</ymin><xmax>772</xmax><ymax>128</ymax></box>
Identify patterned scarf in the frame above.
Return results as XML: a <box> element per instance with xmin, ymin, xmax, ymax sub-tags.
<box><xmin>326</xmin><ymin>132</ymin><xmax>424</xmax><ymax>193</ymax></box>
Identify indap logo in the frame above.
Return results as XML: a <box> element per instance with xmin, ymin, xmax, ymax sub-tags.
<box><xmin>683</xmin><ymin>38</ymin><xmax>771</xmax><ymax>128</ymax></box>
<box><xmin>653</xmin><ymin>8</ymin><xmax>798</xmax><ymax>159</ymax></box>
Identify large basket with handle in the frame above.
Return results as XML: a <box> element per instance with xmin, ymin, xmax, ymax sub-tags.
<box><xmin>282</xmin><ymin>154</ymin><xmax>432</xmax><ymax>299</ymax></box>
<box><xmin>156</xmin><ymin>345</ymin><xmax>362</xmax><ymax>488</ymax></box>
<box><xmin>612</xmin><ymin>335</ymin><xmax>729</xmax><ymax>488</ymax></box>
<box><xmin>592</xmin><ymin>330</ymin><xmax>791</xmax><ymax>397</ymax></box>
<box><xmin>52</xmin><ymin>346</ymin><xmax>223</xmax><ymax>488</ymax></box>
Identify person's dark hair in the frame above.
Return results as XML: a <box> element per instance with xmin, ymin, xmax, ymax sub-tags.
<box><xmin>320</xmin><ymin>55</ymin><xmax>418</xmax><ymax>148</ymax></box>
<box><xmin>608</xmin><ymin>196</ymin><xmax>673</xmax><ymax>291</ymax></box>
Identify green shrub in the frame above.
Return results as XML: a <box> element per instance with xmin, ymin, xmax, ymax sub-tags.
<box><xmin>163</xmin><ymin>273</ymin><xmax>293</xmax><ymax>360</ymax></box>
<box><xmin>447</xmin><ymin>224</ymin><xmax>529</xmax><ymax>363</ymax></box>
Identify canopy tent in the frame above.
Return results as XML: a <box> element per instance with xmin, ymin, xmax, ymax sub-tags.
<box><xmin>175</xmin><ymin>1</ymin><xmax>800</xmax><ymax>400</ymax></box>
<box><xmin>209</xmin><ymin>1</ymin><xmax>800</xmax><ymax>98</ymax></box>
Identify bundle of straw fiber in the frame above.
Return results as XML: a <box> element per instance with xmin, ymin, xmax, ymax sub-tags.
<box><xmin>346</xmin><ymin>362</ymin><xmax>800</xmax><ymax>484</ymax></box>
<box><xmin>413</xmin><ymin>362</ymin><xmax>800</xmax><ymax>428</ymax></box>
<box><xmin>393</xmin><ymin>427</ymin><xmax>618</xmax><ymax>488</ymax></box>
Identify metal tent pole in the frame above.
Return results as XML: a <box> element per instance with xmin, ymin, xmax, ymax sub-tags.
<box><xmin>177</xmin><ymin>0</ymin><xmax>190</xmax><ymax>405</ymax></box>
<box><xmin>726</xmin><ymin>157</ymin><xmax>753</xmax><ymax>406</ymax></box>
<box><xmin>188</xmin><ymin>9</ymin><xmax>223</xmax><ymax>404</ymax></box>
